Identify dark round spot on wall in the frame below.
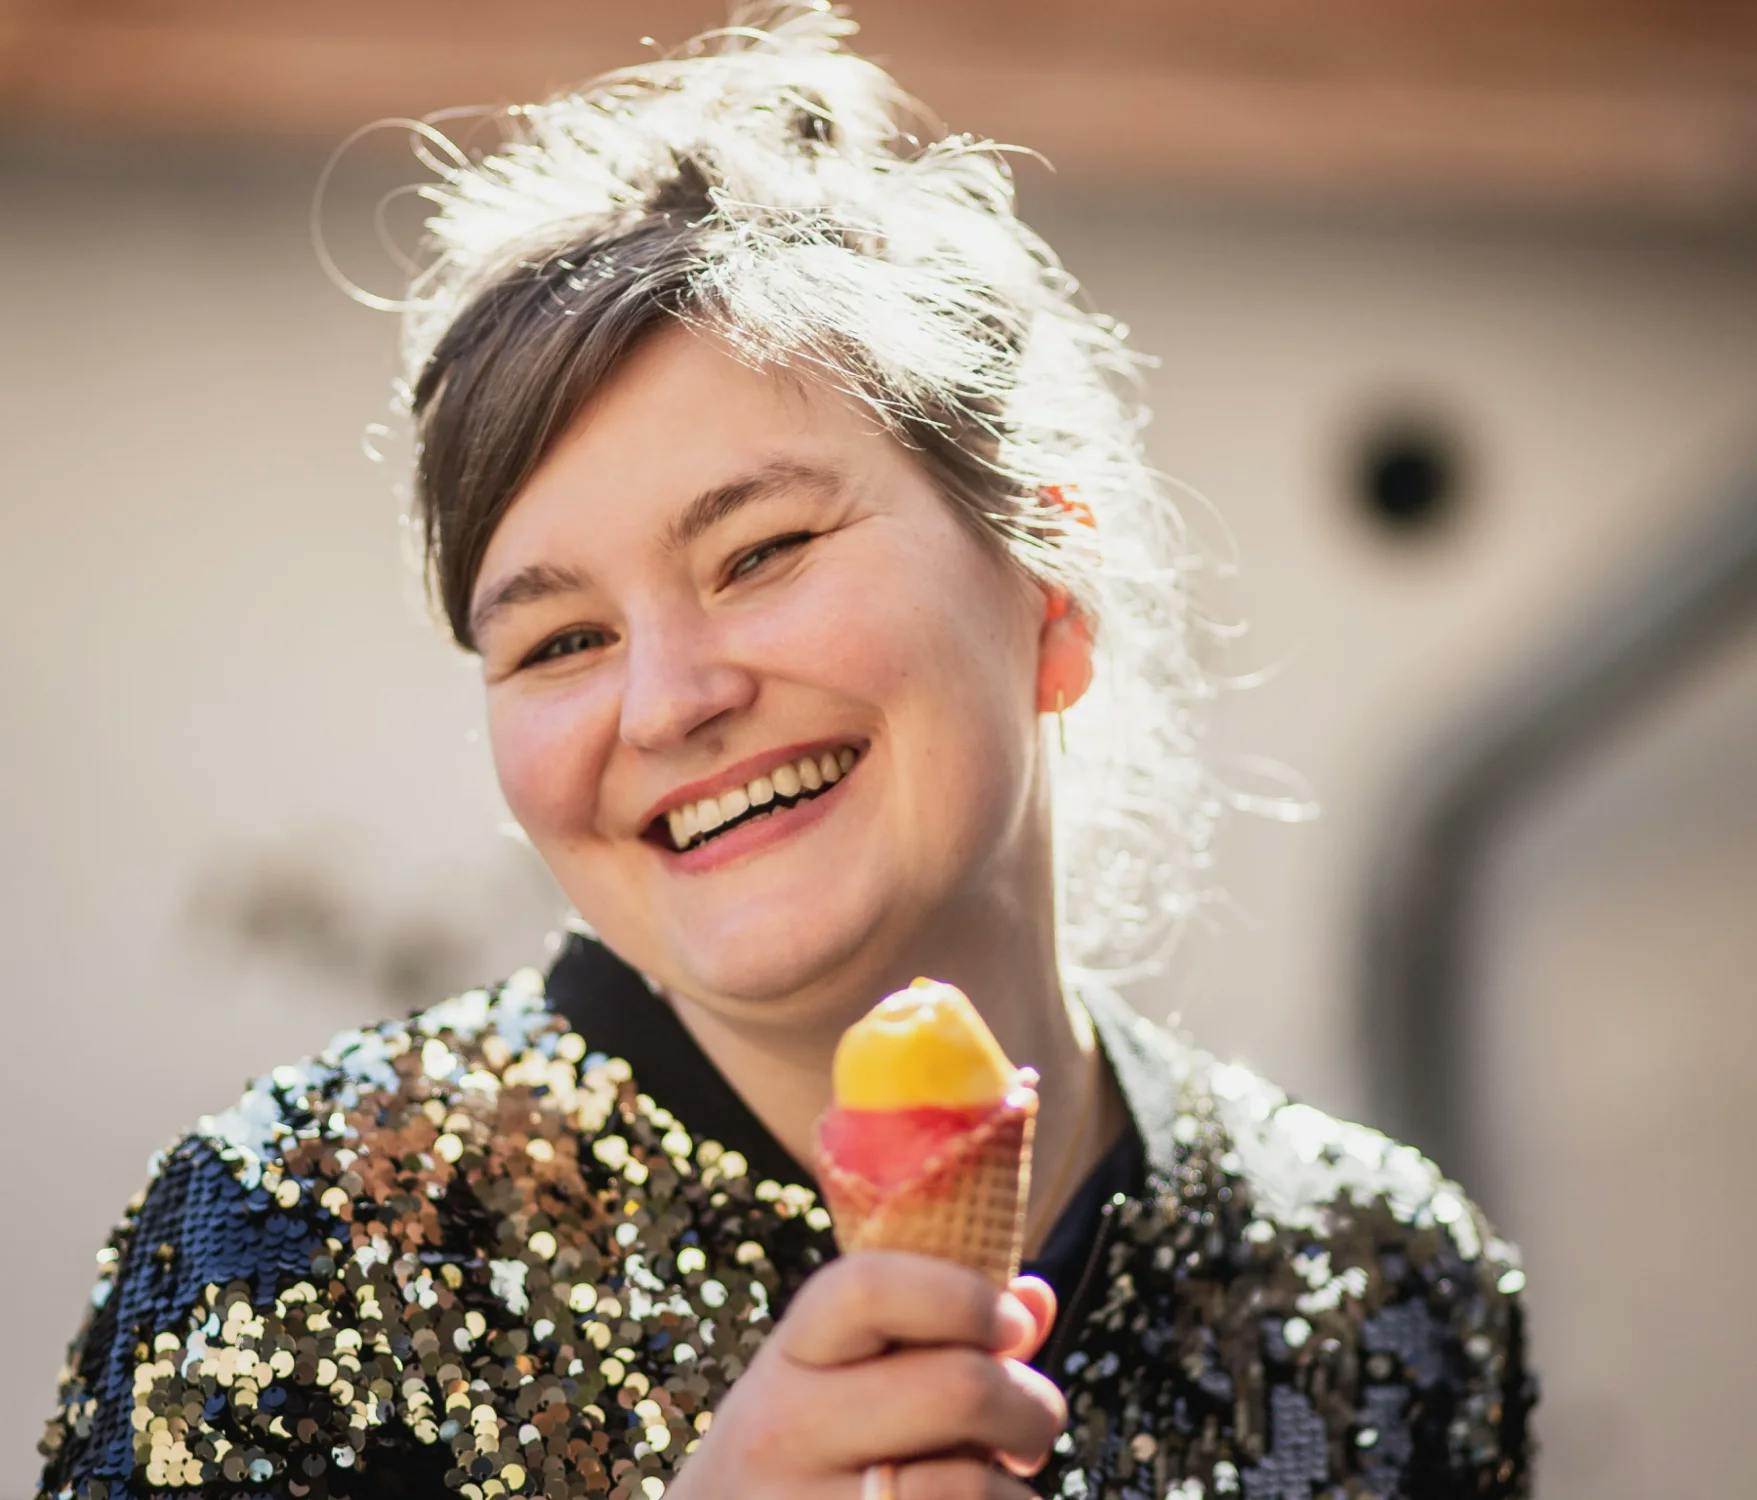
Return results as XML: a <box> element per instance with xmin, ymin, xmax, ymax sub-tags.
<box><xmin>1352</xmin><ymin>418</ymin><xmax>1466</xmax><ymax>536</ymax></box>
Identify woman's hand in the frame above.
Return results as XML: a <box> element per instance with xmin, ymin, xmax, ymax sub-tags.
<box><xmin>668</xmin><ymin>1251</ymin><xmax>1066</xmax><ymax>1498</ymax></box>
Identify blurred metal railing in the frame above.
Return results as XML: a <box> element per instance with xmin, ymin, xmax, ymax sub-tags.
<box><xmin>1360</xmin><ymin>461</ymin><xmax>1757</xmax><ymax>1203</ymax></box>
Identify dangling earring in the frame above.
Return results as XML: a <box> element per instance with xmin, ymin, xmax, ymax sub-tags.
<box><xmin>1055</xmin><ymin>688</ymin><xmax>1068</xmax><ymax>755</ymax></box>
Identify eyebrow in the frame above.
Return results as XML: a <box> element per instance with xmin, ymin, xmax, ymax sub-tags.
<box><xmin>467</xmin><ymin>457</ymin><xmax>848</xmax><ymax>645</ymax></box>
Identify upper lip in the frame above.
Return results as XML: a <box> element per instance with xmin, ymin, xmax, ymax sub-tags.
<box><xmin>637</xmin><ymin>737</ymin><xmax>868</xmax><ymax>835</ymax></box>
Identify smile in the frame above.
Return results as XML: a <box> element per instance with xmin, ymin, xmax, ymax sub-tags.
<box><xmin>643</xmin><ymin>744</ymin><xmax>867</xmax><ymax>874</ymax></box>
<box><xmin>653</xmin><ymin>744</ymin><xmax>863</xmax><ymax>854</ymax></box>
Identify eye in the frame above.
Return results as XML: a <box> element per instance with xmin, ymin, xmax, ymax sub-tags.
<box><xmin>523</xmin><ymin>626</ymin><xmax>612</xmax><ymax>667</ymax></box>
<box><xmin>728</xmin><ymin>531</ymin><xmax>814</xmax><ymax>583</ymax></box>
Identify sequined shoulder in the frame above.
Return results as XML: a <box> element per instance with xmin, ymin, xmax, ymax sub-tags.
<box><xmin>33</xmin><ymin>967</ymin><xmax>645</xmax><ymax>1498</ymax></box>
<box><xmin>188</xmin><ymin>966</ymin><xmax>564</xmax><ymax>1178</ymax></box>
<box><xmin>1056</xmin><ymin>1022</ymin><xmax>1536</xmax><ymax>1498</ymax></box>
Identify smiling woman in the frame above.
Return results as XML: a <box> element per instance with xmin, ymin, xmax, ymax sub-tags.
<box><xmin>35</xmin><ymin>5</ymin><xmax>1534</xmax><ymax>1499</ymax></box>
<box><xmin>468</xmin><ymin>322</ymin><xmax>1073</xmax><ymax>1030</ymax></box>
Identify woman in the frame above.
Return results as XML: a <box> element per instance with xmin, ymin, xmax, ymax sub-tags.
<box><xmin>38</xmin><ymin>7</ymin><xmax>1534</xmax><ymax>1497</ymax></box>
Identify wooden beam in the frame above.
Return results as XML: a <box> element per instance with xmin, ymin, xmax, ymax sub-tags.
<box><xmin>3</xmin><ymin>1</ymin><xmax>1754</xmax><ymax>219</ymax></box>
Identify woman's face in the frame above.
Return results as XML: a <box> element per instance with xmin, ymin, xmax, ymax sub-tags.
<box><xmin>472</xmin><ymin>323</ymin><xmax>1053</xmax><ymax>1013</ymax></box>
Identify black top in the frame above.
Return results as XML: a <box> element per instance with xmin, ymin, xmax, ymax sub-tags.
<box><xmin>37</xmin><ymin>930</ymin><xmax>1536</xmax><ymax>1498</ymax></box>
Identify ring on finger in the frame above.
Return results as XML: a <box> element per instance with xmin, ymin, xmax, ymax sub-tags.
<box><xmin>861</xmin><ymin>1461</ymin><xmax>899</xmax><ymax>1500</ymax></box>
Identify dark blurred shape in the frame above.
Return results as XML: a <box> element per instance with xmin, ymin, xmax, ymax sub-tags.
<box><xmin>185</xmin><ymin>843</ymin><xmax>531</xmax><ymax>1011</ymax></box>
<box><xmin>1355</xmin><ymin>416</ymin><xmax>1465</xmax><ymax>536</ymax></box>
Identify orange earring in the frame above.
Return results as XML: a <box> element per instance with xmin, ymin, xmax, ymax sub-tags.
<box><xmin>1038</xmin><ymin>485</ymin><xmax>1095</xmax><ymax>754</ymax></box>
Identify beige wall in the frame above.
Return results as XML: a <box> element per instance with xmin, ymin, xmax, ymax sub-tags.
<box><xmin>1475</xmin><ymin>611</ymin><xmax>1757</xmax><ymax>1493</ymax></box>
<box><xmin>5</xmin><ymin>143</ymin><xmax>1754</xmax><ymax>1492</ymax></box>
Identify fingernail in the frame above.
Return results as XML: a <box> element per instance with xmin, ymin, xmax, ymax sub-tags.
<box><xmin>996</xmin><ymin>1292</ymin><xmax>1034</xmax><ymax>1348</ymax></box>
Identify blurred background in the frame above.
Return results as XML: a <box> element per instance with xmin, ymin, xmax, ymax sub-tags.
<box><xmin>4</xmin><ymin>1</ymin><xmax>1755</xmax><ymax>1493</ymax></box>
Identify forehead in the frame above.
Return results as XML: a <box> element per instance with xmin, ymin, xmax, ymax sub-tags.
<box><xmin>472</xmin><ymin>324</ymin><xmax>931</xmax><ymax>591</ymax></box>
<box><xmin>551</xmin><ymin>323</ymin><xmax>887</xmax><ymax>485</ymax></box>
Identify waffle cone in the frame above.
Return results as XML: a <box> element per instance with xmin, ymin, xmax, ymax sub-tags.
<box><xmin>817</xmin><ymin>1093</ymin><xmax>1037</xmax><ymax>1288</ymax></box>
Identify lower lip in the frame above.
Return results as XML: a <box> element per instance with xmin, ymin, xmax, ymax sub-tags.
<box><xmin>656</xmin><ymin>757</ymin><xmax>862</xmax><ymax>875</ymax></box>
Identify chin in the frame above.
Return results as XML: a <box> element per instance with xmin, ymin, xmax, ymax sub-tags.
<box><xmin>665</xmin><ymin>896</ymin><xmax>888</xmax><ymax>1010</ymax></box>
<box><xmin>688</xmin><ymin>930</ymin><xmax>860</xmax><ymax>1005</ymax></box>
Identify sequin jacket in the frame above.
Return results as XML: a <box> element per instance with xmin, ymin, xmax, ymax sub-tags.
<box><xmin>39</xmin><ymin>936</ymin><xmax>1535</xmax><ymax>1499</ymax></box>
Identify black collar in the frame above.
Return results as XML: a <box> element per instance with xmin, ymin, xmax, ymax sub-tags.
<box><xmin>543</xmin><ymin>930</ymin><xmax>818</xmax><ymax>1188</ymax></box>
<box><xmin>541</xmin><ymin>929</ymin><xmax>1182</xmax><ymax>1191</ymax></box>
<box><xmin>1076</xmin><ymin>979</ymin><xmax>1187</xmax><ymax>1182</ymax></box>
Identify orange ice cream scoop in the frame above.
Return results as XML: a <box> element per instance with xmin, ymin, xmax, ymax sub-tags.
<box><xmin>816</xmin><ymin>979</ymin><xmax>1038</xmax><ymax>1285</ymax></box>
<box><xmin>832</xmin><ymin>977</ymin><xmax>1020</xmax><ymax>1111</ymax></box>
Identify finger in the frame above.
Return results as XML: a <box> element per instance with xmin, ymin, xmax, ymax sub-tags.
<box><xmin>878</xmin><ymin>1440</ymin><xmax>1054</xmax><ymax>1482</ymax></box>
<box><xmin>924</xmin><ymin>1440</ymin><xmax>1055</xmax><ymax>1482</ymax></box>
<box><xmin>999</xmin><ymin>1276</ymin><xmax>1057</xmax><ymax>1361</ymax></box>
<box><xmin>884</xmin><ymin>1454</ymin><xmax>1040</xmax><ymax>1499</ymax></box>
<box><xmin>824</xmin><ymin>1347</ymin><xmax>1067</xmax><ymax>1476</ymax></box>
<box><xmin>780</xmin><ymin>1252</ymin><xmax>1027</xmax><ymax>1368</ymax></box>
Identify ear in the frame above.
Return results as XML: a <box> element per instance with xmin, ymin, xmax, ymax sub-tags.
<box><xmin>1035</xmin><ymin>588</ymin><xmax>1095</xmax><ymax>714</ymax></box>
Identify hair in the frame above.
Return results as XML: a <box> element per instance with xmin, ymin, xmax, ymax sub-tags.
<box><xmin>375</xmin><ymin>0</ymin><xmax>1244</xmax><ymax>993</ymax></box>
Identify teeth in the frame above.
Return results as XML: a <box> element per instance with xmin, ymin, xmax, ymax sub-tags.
<box><xmin>662</xmin><ymin>745</ymin><xmax>862</xmax><ymax>851</ymax></box>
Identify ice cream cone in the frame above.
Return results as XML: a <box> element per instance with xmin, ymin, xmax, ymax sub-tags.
<box><xmin>818</xmin><ymin>1086</ymin><xmax>1036</xmax><ymax>1286</ymax></box>
<box><xmin>815</xmin><ymin>978</ymin><xmax>1040</xmax><ymax>1288</ymax></box>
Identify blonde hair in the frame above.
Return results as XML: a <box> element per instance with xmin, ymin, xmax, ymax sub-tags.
<box><xmin>379</xmin><ymin>1</ymin><xmax>1248</xmax><ymax>991</ymax></box>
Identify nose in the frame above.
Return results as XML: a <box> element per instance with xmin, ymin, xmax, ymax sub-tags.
<box><xmin>616</xmin><ymin>607</ymin><xmax>757</xmax><ymax>752</ymax></box>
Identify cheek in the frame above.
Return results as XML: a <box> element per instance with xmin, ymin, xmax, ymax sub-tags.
<box><xmin>828</xmin><ymin>560</ymin><xmax>1035</xmax><ymax>827</ymax></box>
<box><xmin>743</xmin><ymin>558</ymin><xmax>923</xmax><ymax>697</ymax></box>
<box><xmin>792</xmin><ymin>536</ymin><xmax>1033</xmax><ymax>734</ymax></box>
<box><xmin>487</xmin><ymin>688</ymin><xmax>608</xmax><ymax>842</ymax></box>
